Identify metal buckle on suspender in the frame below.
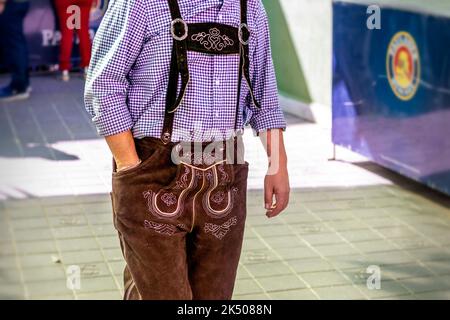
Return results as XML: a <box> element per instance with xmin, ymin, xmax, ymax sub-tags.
<box><xmin>171</xmin><ymin>18</ymin><xmax>189</xmax><ymax>41</ymax></box>
<box><xmin>238</xmin><ymin>23</ymin><xmax>250</xmax><ymax>45</ymax></box>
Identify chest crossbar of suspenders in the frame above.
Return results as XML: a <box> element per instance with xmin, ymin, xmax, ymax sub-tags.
<box><xmin>161</xmin><ymin>0</ymin><xmax>261</xmax><ymax>144</ymax></box>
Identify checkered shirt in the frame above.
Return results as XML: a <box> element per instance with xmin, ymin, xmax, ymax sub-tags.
<box><xmin>84</xmin><ymin>0</ymin><xmax>287</xmax><ymax>142</ymax></box>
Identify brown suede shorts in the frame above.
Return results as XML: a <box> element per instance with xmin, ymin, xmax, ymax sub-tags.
<box><xmin>110</xmin><ymin>136</ymin><xmax>249</xmax><ymax>300</ymax></box>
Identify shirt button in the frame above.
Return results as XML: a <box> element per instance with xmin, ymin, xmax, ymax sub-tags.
<box><xmin>215</xmin><ymin>112</ymin><xmax>220</xmax><ymax>118</ymax></box>
<box><xmin>218</xmin><ymin>14</ymin><xmax>223</xmax><ymax>21</ymax></box>
<box><xmin>215</xmin><ymin>80</ymin><xmax>220</xmax><ymax>86</ymax></box>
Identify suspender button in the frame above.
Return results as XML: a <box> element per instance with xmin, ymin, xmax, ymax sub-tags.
<box><xmin>162</xmin><ymin>132</ymin><xmax>171</xmax><ymax>144</ymax></box>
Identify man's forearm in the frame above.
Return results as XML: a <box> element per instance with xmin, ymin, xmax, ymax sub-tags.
<box><xmin>259</xmin><ymin>129</ymin><xmax>288</xmax><ymax>171</ymax></box>
<box><xmin>105</xmin><ymin>130</ymin><xmax>140</xmax><ymax>171</ymax></box>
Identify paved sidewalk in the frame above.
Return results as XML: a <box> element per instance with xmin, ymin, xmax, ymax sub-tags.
<box><xmin>1</xmin><ymin>75</ymin><xmax>450</xmax><ymax>300</ymax></box>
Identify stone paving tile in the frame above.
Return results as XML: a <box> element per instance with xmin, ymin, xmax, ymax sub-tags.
<box><xmin>257</xmin><ymin>274</ymin><xmax>307</xmax><ymax>292</ymax></box>
<box><xmin>22</xmin><ymin>265</ymin><xmax>66</xmax><ymax>282</ymax></box>
<box><xmin>56</xmin><ymin>238</ymin><xmax>100</xmax><ymax>252</ymax></box>
<box><xmin>422</xmin><ymin>259</ymin><xmax>450</xmax><ymax>276</ymax></box>
<box><xmin>338</xmin><ymin>229</ymin><xmax>383</xmax><ymax>243</ymax></box>
<box><xmin>288</xmin><ymin>258</ymin><xmax>334</xmax><ymax>274</ymax></box>
<box><xmin>233</xmin><ymin>293</ymin><xmax>270</xmax><ymax>300</ymax></box>
<box><xmin>60</xmin><ymin>249</ymin><xmax>105</xmax><ymax>265</ymax></box>
<box><xmin>76</xmin><ymin>290</ymin><xmax>122</xmax><ymax>300</ymax></box>
<box><xmin>75</xmin><ymin>276</ymin><xmax>118</xmax><ymax>293</ymax></box>
<box><xmin>268</xmin><ymin>289</ymin><xmax>318</xmax><ymax>300</ymax></box>
<box><xmin>0</xmin><ymin>283</ymin><xmax>25</xmax><ymax>300</ymax></box>
<box><xmin>313</xmin><ymin>285</ymin><xmax>366</xmax><ymax>300</ymax></box>
<box><xmin>274</xmin><ymin>246</ymin><xmax>320</xmax><ymax>260</ymax></box>
<box><xmin>327</xmin><ymin>254</ymin><xmax>374</xmax><ymax>270</ymax></box>
<box><xmin>32</xmin><ymin>294</ymin><xmax>75</xmax><ymax>300</ymax></box>
<box><xmin>300</xmin><ymin>271</ymin><xmax>351</xmax><ymax>288</ymax></box>
<box><xmin>313</xmin><ymin>243</ymin><xmax>359</xmax><ymax>257</ymax></box>
<box><xmin>355</xmin><ymin>280</ymin><xmax>410</xmax><ymax>300</ymax></box>
<box><xmin>19</xmin><ymin>253</ymin><xmax>61</xmax><ymax>268</ymax></box>
<box><xmin>374</xmin><ymin>226</ymin><xmax>420</xmax><ymax>239</ymax></box>
<box><xmin>352</xmin><ymin>240</ymin><xmax>397</xmax><ymax>254</ymax></box>
<box><xmin>108</xmin><ymin>261</ymin><xmax>126</xmax><ymax>276</ymax></box>
<box><xmin>233</xmin><ymin>279</ymin><xmax>264</xmax><ymax>296</ymax></box>
<box><xmin>14</xmin><ymin>228</ymin><xmax>53</xmax><ymax>242</ymax></box>
<box><xmin>236</xmin><ymin>265</ymin><xmax>252</xmax><ymax>280</ymax></box>
<box><xmin>400</xmin><ymin>276</ymin><xmax>450</xmax><ymax>294</ymax></box>
<box><xmin>25</xmin><ymin>279</ymin><xmax>73</xmax><ymax>297</ymax></box>
<box><xmin>391</xmin><ymin>237</ymin><xmax>436</xmax><ymax>250</ymax></box>
<box><xmin>241</xmin><ymin>249</ymin><xmax>281</xmax><ymax>265</ymax></box>
<box><xmin>413</xmin><ymin>290</ymin><xmax>450</xmax><ymax>300</ymax></box>
<box><xmin>0</xmin><ymin>268</ymin><xmax>21</xmax><ymax>284</ymax></box>
<box><xmin>300</xmin><ymin>232</ymin><xmax>345</xmax><ymax>246</ymax></box>
<box><xmin>262</xmin><ymin>235</ymin><xmax>304</xmax><ymax>249</ymax></box>
<box><xmin>382</xmin><ymin>263</ymin><xmax>434</xmax><ymax>280</ymax></box>
<box><xmin>102</xmin><ymin>248</ymin><xmax>124</xmax><ymax>263</ymax></box>
<box><xmin>245</xmin><ymin>261</ymin><xmax>294</xmax><ymax>278</ymax></box>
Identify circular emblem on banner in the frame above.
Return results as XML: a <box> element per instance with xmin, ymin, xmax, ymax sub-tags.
<box><xmin>90</xmin><ymin>0</ymin><xmax>109</xmax><ymax>23</ymax></box>
<box><xmin>386</xmin><ymin>31</ymin><xmax>420</xmax><ymax>101</ymax></box>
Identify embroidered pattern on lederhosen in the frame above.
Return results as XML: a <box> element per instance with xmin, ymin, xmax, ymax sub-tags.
<box><xmin>204</xmin><ymin>216</ymin><xmax>238</xmax><ymax>240</ymax></box>
<box><xmin>143</xmin><ymin>165</ymin><xmax>196</xmax><ymax>219</ymax></box>
<box><xmin>142</xmin><ymin>162</ymin><xmax>237</xmax><ymax>221</ymax></box>
<box><xmin>202</xmin><ymin>163</ymin><xmax>239</xmax><ymax>219</ymax></box>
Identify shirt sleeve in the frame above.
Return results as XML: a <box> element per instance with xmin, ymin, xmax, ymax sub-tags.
<box><xmin>247</xmin><ymin>1</ymin><xmax>287</xmax><ymax>136</ymax></box>
<box><xmin>84</xmin><ymin>0</ymin><xmax>149</xmax><ymax>137</ymax></box>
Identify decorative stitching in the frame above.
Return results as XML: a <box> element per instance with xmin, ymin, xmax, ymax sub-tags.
<box><xmin>204</xmin><ymin>216</ymin><xmax>238</xmax><ymax>240</ymax></box>
<box><xmin>174</xmin><ymin>166</ymin><xmax>190</xmax><ymax>190</ymax></box>
<box><xmin>142</xmin><ymin>164</ymin><xmax>195</xmax><ymax>219</ymax></box>
<box><xmin>217</xmin><ymin>164</ymin><xmax>230</xmax><ymax>185</ymax></box>
<box><xmin>202</xmin><ymin>165</ymin><xmax>238</xmax><ymax>219</ymax></box>
<box><xmin>211</xmin><ymin>191</ymin><xmax>226</xmax><ymax>204</ymax></box>
<box><xmin>191</xmin><ymin>28</ymin><xmax>234</xmax><ymax>51</ymax></box>
<box><xmin>161</xmin><ymin>192</ymin><xmax>177</xmax><ymax>206</ymax></box>
<box><xmin>144</xmin><ymin>220</ymin><xmax>177</xmax><ymax>236</ymax></box>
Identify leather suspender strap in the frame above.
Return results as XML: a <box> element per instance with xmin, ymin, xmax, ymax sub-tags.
<box><xmin>240</xmin><ymin>0</ymin><xmax>261</xmax><ymax>110</ymax></box>
<box><xmin>161</xmin><ymin>48</ymin><xmax>179</xmax><ymax>144</ymax></box>
<box><xmin>234</xmin><ymin>0</ymin><xmax>261</xmax><ymax>132</ymax></box>
<box><xmin>162</xmin><ymin>0</ymin><xmax>190</xmax><ymax>144</ymax></box>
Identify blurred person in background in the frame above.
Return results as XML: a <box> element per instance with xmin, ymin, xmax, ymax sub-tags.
<box><xmin>0</xmin><ymin>0</ymin><xmax>31</xmax><ymax>102</ymax></box>
<box><xmin>54</xmin><ymin>0</ymin><xmax>96</xmax><ymax>81</ymax></box>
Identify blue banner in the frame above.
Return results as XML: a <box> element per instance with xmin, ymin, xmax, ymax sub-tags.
<box><xmin>333</xmin><ymin>1</ymin><xmax>450</xmax><ymax>195</ymax></box>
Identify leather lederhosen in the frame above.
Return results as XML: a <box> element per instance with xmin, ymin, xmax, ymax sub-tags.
<box><xmin>111</xmin><ymin>0</ymin><xmax>258</xmax><ymax>300</ymax></box>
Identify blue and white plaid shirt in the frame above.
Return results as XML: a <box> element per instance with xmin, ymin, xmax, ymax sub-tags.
<box><xmin>84</xmin><ymin>0</ymin><xmax>286</xmax><ymax>142</ymax></box>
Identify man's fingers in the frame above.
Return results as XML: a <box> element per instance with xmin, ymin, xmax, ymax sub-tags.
<box><xmin>264</xmin><ymin>186</ymin><xmax>274</xmax><ymax>211</ymax></box>
<box><xmin>266</xmin><ymin>192</ymin><xmax>289</xmax><ymax>218</ymax></box>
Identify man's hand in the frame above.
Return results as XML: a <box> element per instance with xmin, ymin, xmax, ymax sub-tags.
<box><xmin>259</xmin><ymin>129</ymin><xmax>290</xmax><ymax>218</ymax></box>
<box><xmin>264</xmin><ymin>164</ymin><xmax>290</xmax><ymax>218</ymax></box>
<box><xmin>105</xmin><ymin>130</ymin><xmax>140</xmax><ymax>172</ymax></box>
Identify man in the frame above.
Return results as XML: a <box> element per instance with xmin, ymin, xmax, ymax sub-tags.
<box><xmin>85</xmin><ymin>0</ymin><xmax>290</xmax><ymax>300</ymax></box>
<box><xmin>0</xmin><ymin>0</ymin><xmax>31</xmax><ymax>101</ymax></box>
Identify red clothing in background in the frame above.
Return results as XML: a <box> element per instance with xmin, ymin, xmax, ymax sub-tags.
<box><xmin>54</xmin><ymin>0</ymin><xmax>93</xmax><ymax>70</ymax></box>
